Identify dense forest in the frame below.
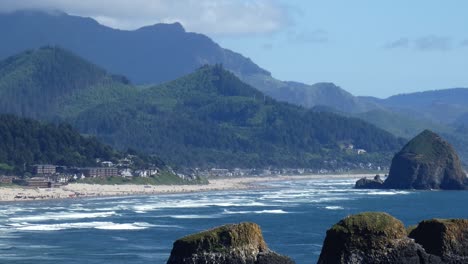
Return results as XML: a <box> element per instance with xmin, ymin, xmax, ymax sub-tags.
<box><xmin>72</xmin><ymin>65</ymin><xmax>405</xmax><ymax>168</ymax></box>
<box><xmin>0</xmin><ymin>114</ymin><xmax>164</xmax><ymax>175</ymax></box>
<box><xmin>0</xmin><ymin>46</ymin><xmax>134</xmax><ymax>120</ymax></box>
<box><xmin>0</xmin><ymin>47</ymin><xmax>405</xmax><ymax>169</ymax></box>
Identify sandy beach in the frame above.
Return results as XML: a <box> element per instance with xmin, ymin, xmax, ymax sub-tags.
<box><xmin>0</xmin><ymin>174</ymin><xmax>371</xmax><ymax>202</ymax></box>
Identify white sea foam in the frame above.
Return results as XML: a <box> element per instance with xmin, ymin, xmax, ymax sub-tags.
<box><xmin>168</xmin><ymin>214</ymin><xmax>222</xmax><ymax>219</ymax></box>
<box><xmin>223</xmin><ymin>209</ymin><xmax>288</xmax><ymax>214</ymax></box>
<box><xmin>132</xmin><ymin>200</ymin><xmax>267</xmax><ymax>213</ymax></box>
<box><xmin>314</xmin><ymin>197</ymin><xmax>351</xmax><ymax>202</ymax></box>
<box><xmin>366</xmin><ymin>191</ymin><xmax>410</xmax><ymax>195</ymax></box>
<box><xmin>95</xmin><ymin>222</ymin><xmax>153</xmax><ymax>230</ymax></box>
<box><xmin>13</xmin><ymin>221</ymin><xmax>154</xmax><ymax>231</ymax></box>
<box><xmin>9</xmin><ymin>211</ymin><xmax>116</xmax><ymax>222</ymax></box>
<box><xmin>324</xmin><ymin>206</ymin><xmax>344</xmax><ymax>210</ymax></box>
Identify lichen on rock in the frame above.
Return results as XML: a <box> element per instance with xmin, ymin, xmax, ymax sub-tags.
<box><xmin>409</xmin><ymin>218</ymin><xmax>468</xmax><ymax>263</ymax></box>
<box><xmin>317</xmin><ymin>212</ymin><xmax>445</xmax><ymax>264</ymax></box>
<box><xmin>166</xmin><ymin>222</ymin><xmax>294</xmax><ymax>264</ymax></box>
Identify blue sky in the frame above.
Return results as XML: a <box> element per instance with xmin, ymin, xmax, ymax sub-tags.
<box><xmin>214</xmin><ymin>0</ymin><xmax>468</xmax><ymax>97</ymax></box>
<box><xmin>2</xmin><ymin>0</ymin><xmax>468</xmax><ymax>98</ymax></box>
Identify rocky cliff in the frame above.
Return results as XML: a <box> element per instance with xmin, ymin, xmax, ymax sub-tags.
<box><xmin>166</xmin><ymin>222</ymin><xmax>294</xmax><ymax>264</ymax></box>
<box><xmin>355</xmin><ymin>130</ymin><xmax>467</xmax><ymax>190</ymax></box>
<box><xmin>409</xmin><ymin>219</ymin><xmax>468</xmax><ymax>263</ymax></box>
<box><xmin>317</xmin><ymin>212</ymin><xmax>437</xmax><ymax>263</ymax></box>
<box><xmin>318</xmin><ymin>212</ymin><xmax>468</xmax><ymax>264</ymax></box>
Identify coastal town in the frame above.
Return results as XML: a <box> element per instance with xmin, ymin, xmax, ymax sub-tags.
<box><xmin>0</xmin><ymin>160</ymin><xmax>387</xmax><ymax>190</ymax></box>
<box><xmin>0</xmin><ymin>155</ymin><xmax>162</xmax><ymax>188</ymax></box>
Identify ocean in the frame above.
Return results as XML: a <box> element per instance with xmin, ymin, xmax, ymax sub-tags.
<box><xmin>1</xmin><ymin>177</ymin><xmax>468</xmax><ymax>264</ymax></box>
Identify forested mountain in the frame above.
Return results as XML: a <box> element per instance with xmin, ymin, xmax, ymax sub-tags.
<box><xmin>0</xmin><ymin>46</ymin><xmax>134</xmax><ymax>120</ymax></box>
<box><xmin>2</xmin><ymin>9</ymin><xmax>468</xmax><ymax>165</ymax></box>
<box><xmin>0</xmin><ymin>10</ymin><xmax>267</xmax><ymax>85</ymax></box>
<box><xmin>0</xmin><ymin>115</ymin><xmax>132</xmax><ymax>174</ymax></box>
<box><xmin>2</xmin><ymin>10</ymin><xmax>468</xmax><ymax>123</ymax></box>
<box><xmin>0</xmin><ymin>48</ymin><xmax>404</xmax><ymax>168</ymax></box>
<box><xmin>71</xmin><ymin>65</ymin><xmax>404</xmax><ymax>168</ymax></box>
<box><xmin>0</xmin><ymin>10</ymin><xmax>375</xmax><ymax>113</ymax></box>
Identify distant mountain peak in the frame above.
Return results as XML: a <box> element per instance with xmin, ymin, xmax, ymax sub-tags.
<box><xmin>136</xmin><ymin>22</ymin><xmax>185</xmax><ymax>33</ymax></box>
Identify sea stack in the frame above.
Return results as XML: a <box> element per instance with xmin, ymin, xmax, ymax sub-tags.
<box><xmin>166</xmin><ymin>222</ymin><xmax>295</xmax><ymax>264</ymax></box>
<box><xmin>409</xmin><ymin>219</ymin><xmax>468</xmax><ymax>262</ymax></box>
<box><xmin>355</xmin><ymin>130</ymin><xmax>467</xmax><ymax>190</ymax></box>
<box><xmin>317</xmin><ymin>212</ymin><xmax>435</xmax><ymax>263</ymax></box>
<box><xmin>318</xmin><ymin>212</ymin><xmax>468</xmax><ymax>264</ymax></box>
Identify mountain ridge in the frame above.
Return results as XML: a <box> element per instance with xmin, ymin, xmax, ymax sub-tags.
<box><xmin>0</xmin><ymin>10</ymin><xmax>374</xmax><ymax>114</ymax></box>
<box><xmin>0</xmin><ymin>47</ymin><xmax>404</xmax><ymax>168</ymax></box>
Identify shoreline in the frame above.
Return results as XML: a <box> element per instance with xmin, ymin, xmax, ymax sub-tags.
<box><xmin>0</xmin><ymin>174</ymin><xmax>369</xmax><ymax>202</ymax></box>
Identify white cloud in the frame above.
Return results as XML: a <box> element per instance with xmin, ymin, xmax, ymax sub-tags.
<box><xmin>0</xmin><ymin>0</ymin><xmax>289</xmax><ymax>35</ymax></box>
<box><xmin>414</xmin><ymin>35</ymin><xmax>451</xmax><ymax>51</ymax></box>
<box><xmin>384</xmin><ymin>38</ymin><xmax>409</xmax><ymax>49</ymax></box>
<box><xmin>384</xmin><ymin>35</ymin><xmax>453</xmax><ymax>51</ymax></box>
<box><xmin>462</xmin><ymin>39</ymin><xmax>468</xmax><ymax>47</ymax></box>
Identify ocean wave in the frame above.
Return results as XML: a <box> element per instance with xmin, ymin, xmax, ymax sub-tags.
<box><xmin>223</xmin><ymin>209</ymin><xmax>288</xmax><ymax>214</ymax></box>
<box><xmin>12</xmin><ymin>221</ymin><xmax>154</xmax><ymax>231</ymax></box>
<box><xmin>167</xmin><ymin>214</ymin><xmax>222</xmax><ymax>219</ymax></box>
<box><xmin>132</xmin><ymin>200</ymin><xmax>267</xmax><ymax>212</ymax></box>
<box><xmin>324</xmin><ymin>206</ymin><xmax>344</xmax><ymax>210</ymax></box>
<box><xmin>312</xmin><ymin>197</ymin><xmax>351</xmax><ymax>202</ymax></box>
<box><xmin>366</xmin><ymin>191</ymin><xmax>411</xmax><ymax>195</ymax></box>
<box><xmin>95</xmin><ymin>222</ymin><xmax>153</xmax><ymax>230</ymax></box>
<box><xmin>9</xmin><ymin>211</ymin><xmax>117</xmax><ymax>222</ymax></box>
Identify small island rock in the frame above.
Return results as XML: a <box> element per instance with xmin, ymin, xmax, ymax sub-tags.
<box><xmin>355</xmin><ymin>175</ymin><xmax>384</xmax><ymax>189</ymax></box>
<box><xmin>166</xmin><ymin>222</ymin><xmax>294</xmax><ymax>264</ymax></box>
<box><xmin>355</xmin><ymin>130</ymin><xmax>467</xmax><ymax>190</ymax></box>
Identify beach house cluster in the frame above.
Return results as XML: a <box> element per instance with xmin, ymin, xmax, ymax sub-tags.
<box><xmin>11</xmin><ymin>160</ymin><xmax>161</xmax><ymax>188</ymax></box>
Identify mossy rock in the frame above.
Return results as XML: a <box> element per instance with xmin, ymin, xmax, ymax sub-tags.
<box><xmin>318</xmin><ymin>212</ymin><xmax>409</xmax><ymax>263</ymax></box>
<box><xmin>409</xmin><ymin>219</ymin><xmax>468</xmax><ymax>261</ymax></box>
<box><xmin>173</xmin><ymin>222</ymin><xmax>267</xmax><ymax>255</ymax></box>
<box><xmin>167</xmin><ymin>222</ymin><xmax>294</xmax><ymax>264</ymax></box>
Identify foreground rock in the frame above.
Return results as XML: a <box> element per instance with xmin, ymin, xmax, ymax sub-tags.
<box><xmin>355</xmin><ymin>130</ymin><xmax>467</xmax><ymax>190</ymax></box>
<box><xmin>166</xmin><ymin>222</ymin><xmax>294</xmax><ymax>264</ymax></box>
<box><xmin>318</xmin><ymin>212</ymin><xmax>468</xmax><ymax>263</ymax></box>
<box><xmin>317</xmin><ymin>212</ymin><xmax>437</xmax><ymax>263</ymax></box>
<box><xmin>409</xmin><ymin>219</ymin><xmax>468</xmax><ymax>263</ymax></box>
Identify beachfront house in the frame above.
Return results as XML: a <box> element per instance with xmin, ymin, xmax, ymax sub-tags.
<box><xmin>82</xmin><ymin>167</ymin><xmax>119</xmax><ymax>178</ymax></box>
<box><xmin>120</xmin><ymin>168</ymin><xmax>133</xmax><ymax>178</ymax></box>
<box><xmin>0</xmin><ymin>176</ymin><xmax>16</xmax><ymax>184</ymax></box>
<box><xmin>101</xmin><ymin>161</ymin><xmax>114</xmax><ymax>167</ymax></box>
<box><xmin>33</xmin><ymin>164</ymin><xmax>57</xmax><ymax>175</ymax></box>
<box><xmin>26</xmin><ymin>177</ymin><xmax>52</xmax><ymax>188</ymax></box>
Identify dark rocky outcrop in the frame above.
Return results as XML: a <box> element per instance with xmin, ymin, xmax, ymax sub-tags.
<box><xmin>318</xmin><ymin>212</ymin><xmax>468</xmax><ymax>264</ymax></box>
<box><xmin>409</xmin><ymin>219</ymin><xmax>468</xmax><ymax>263</ymax></box>
<box><xmin>317</xmin><ymin>212</ymin><xmax>439</xmax><ymax>263</ymax></box>
<box><xmin>355</xmin><ymin>130</ymin><xmax>467</xmax><ymax>190</ymax></box>
<box><xmin>355</xmin><ymin>175</ymin><xmax>384</xmax><ymax>189</ymax></box>
<box><xmin>166</xmin><ymin>222</ymin><xmax>294</xmax><ymax>264</ymax></box>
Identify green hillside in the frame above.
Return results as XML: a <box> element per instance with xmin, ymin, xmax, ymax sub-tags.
<box><xmin>0</xmin><ymin>114</ymin><xmax>126</xmax><ymax>174</ymax></box>
<box><xmin>0</xmin><ymin>46</ymin><xmax>135</xmax><ymax>120</ymax></box>
<box><xmin>0</xmin><ymin>48</ymin><xmax>405</xmax><ymax>169</ymax></box>
<box><xmin>0</xmin><ymin>11</ymin><xmax>379</xmax><ymax>114</ymax></box>
<box><xmin>73</xmin><ymin>65</ymin><xmax>404</xmax><ymax>168</ymax></box>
